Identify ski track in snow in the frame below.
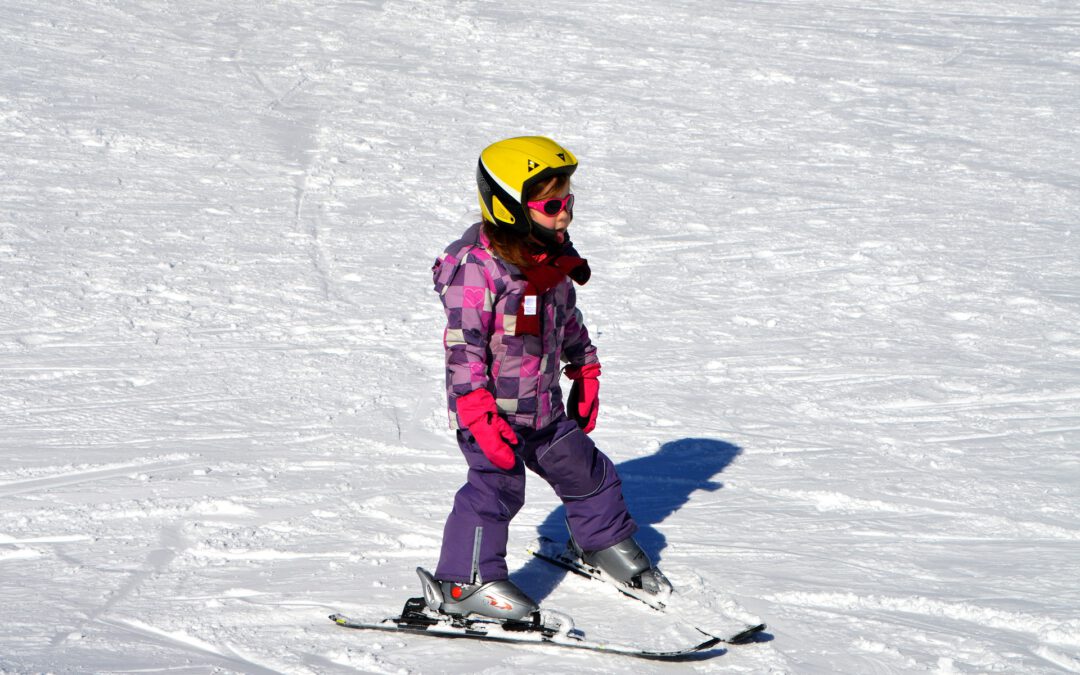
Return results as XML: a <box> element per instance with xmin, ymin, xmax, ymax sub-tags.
<box><xmin>3</xmin><ymin>0</ymin><xmax>1080</xmax><ymax>673</ymax></box>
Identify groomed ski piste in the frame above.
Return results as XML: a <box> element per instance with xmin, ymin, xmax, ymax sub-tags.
<box><xmin>2</xmin><ymin>0</ymin><xmax>1079</xmax><ymax>673</ymax></box>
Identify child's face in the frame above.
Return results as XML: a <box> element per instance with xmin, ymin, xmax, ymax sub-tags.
<box><xmin>528</xmin><ymin>184</ymin><xmax>573</xmax><ymax>245</ymax></box>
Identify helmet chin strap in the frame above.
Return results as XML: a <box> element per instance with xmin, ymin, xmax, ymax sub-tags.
<box><xmin>528</xmin><ymin>226</ymin><xmax>566</xmax><ymax>254</ymax></box>
<box><xmin>527</xmin><ymin>211</ymin><xmax>573</xmax><ymax>253</ymax></box>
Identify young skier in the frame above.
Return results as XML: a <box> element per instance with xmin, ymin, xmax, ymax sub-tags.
<box><xmin>419</xmin><ymin>136</ymin><xmax>670</xmax><ymax>621</ymax></box>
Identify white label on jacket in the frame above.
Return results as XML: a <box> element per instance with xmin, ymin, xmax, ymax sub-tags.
<box><xmin>524</xmin><ymin>295</ymin><xmax>537</xmax><ymax>316</ymax></box>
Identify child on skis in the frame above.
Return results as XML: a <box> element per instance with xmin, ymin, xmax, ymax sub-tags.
<box><xmin>421</xmin><ymin>136</ymin><xmax>670</xmax><ymax>621</ymax></box>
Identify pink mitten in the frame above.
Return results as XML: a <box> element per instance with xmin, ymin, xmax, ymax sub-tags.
<box><xmin>456</xmin><ymin>389</ymin><xmax>519</xmax><ymax>470</ymax></box>
<box><xmin>565</xmin><ymin>362</ymin><xmax>601</xmax><ymax>434</ymax></box>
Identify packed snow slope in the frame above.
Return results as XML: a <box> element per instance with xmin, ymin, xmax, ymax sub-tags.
<box><xmin>3</xmin><ymin>0</ymin><xmax>1080</xmax><ymax>673</ymax></box>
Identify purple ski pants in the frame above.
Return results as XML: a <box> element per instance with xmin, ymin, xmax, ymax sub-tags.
<box><xmin>435</xmin><ymin>414</ymin><xmax>638</xmax><ymax>583</ymax></box>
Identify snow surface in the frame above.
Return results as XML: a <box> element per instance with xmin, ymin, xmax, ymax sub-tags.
<box><xmin>2</xmin><ymin>0</ymin><xmax>1079</xmax><ymax>673</ymax></box>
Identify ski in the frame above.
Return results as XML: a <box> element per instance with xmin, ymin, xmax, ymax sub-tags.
<box><xmin>528</xmin><ymin>536</ymin><xmax>766</xmax><ymax>645</ymax></box>
<box><xmin>329</xmin><ymin>597</ymin><xmax>726</xmax><ymax>661</ymax></box>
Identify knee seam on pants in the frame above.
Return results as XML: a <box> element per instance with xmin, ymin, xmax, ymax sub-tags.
<box><xmin>536</xmin><ymin>426</ymin><xmax>580</xmax><ymax>464</ymax></box>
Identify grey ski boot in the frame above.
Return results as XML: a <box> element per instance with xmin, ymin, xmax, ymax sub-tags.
<box><xmin>571</xmin><ymin>536</ymin><xmax>673</xmax><ymax>599</ymax></box>
<box><xmin>416</xmin><ymin>567</ymin><xmax>539</xmax><ymax>621</ymax></box>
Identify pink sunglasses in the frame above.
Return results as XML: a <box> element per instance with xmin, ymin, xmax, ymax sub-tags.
<box><xmin>526</xmin><ymin>193</ymin><xmax>575</xmax><ymax>217</ymax></box>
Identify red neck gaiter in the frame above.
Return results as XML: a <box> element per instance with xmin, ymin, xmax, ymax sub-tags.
<box><xmin>514</xmin><ymin>253</ymin><xmax>591</xmax><ymax>336</ymax></box>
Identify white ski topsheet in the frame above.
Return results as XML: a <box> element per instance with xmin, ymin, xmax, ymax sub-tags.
<box><xmin>3</xmin><ymin>0</ymin><xmax>1080</xmax><ymax>673</ymax></box>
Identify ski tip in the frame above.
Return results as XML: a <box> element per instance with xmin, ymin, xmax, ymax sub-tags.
<box><xmin>725</xmin><ymin>623</ymin><xmax>767</xmax><ymax>645</ymax></box>
<box><xmin>627</xmin><ymin>634</ymin><xmax>723</xmax><ymax>661</ymax></box>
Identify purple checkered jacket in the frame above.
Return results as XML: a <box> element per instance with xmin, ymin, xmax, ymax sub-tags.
<box><xmin>433</xmin><ymin>222</ymin><xmax>599</xmax><ymax>430</ymax></box>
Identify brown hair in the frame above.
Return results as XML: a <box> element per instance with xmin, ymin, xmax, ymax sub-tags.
<box><xmin>483</xmin><ymin>175</ymin><xmax>569</xmax><ymax>268</ymax></box>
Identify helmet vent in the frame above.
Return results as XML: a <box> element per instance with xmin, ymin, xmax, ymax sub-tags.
<box><xmin>493</xmin><ymin>197</ymin><xmax>515</xmax><ymax>225</ymax></box>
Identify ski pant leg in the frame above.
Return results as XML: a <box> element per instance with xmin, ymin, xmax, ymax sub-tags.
<box><xmin>435</xmin><ymin>429</ymin><xmax>526</xmax><ymax>583</ymax></box>
<box><xmin>524</xmin><ymin>416</ymin><xmax>638</xmax><ymax>552</ymax></box>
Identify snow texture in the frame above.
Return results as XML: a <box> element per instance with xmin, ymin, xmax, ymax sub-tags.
<box><xmin>2</xmin><ymin>0</ymin><xmax>1079</xmax><ymax>673</ymax></box>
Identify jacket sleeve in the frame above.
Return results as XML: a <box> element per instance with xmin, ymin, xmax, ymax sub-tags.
<box><xmin>561</xmin><ymin>283</ymin><xmax>599</xmax><ymax>368</ymax></box>
<box><xmin>435</xmin><ymin>252</ymin><xmax>497</xmax><ymax>412</ymax></box>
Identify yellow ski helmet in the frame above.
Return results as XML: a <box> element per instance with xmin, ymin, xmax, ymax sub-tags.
<box><xmin>476</xmin><ymin>136</ymin><xmax>578</xmax><ymax>242</ymax></box>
